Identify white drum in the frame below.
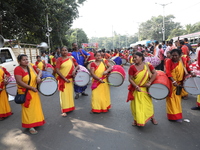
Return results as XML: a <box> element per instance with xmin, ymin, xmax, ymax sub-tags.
<box><xmin>6</xmin><ymin>76</ymin><xmax>17</xmax><ymax>96</ymax></box>
<box><xmin>108</xmin><ymin>60</ymin><xmax>116</xmax><ymax>66</ymax></box>
<box><xmin>74</xmin><ymin>65</ymin><xmax>90</xmax><ymax>87</ymax></box>
<box><xmin>121</xmin><ymin>58</ymin><xmax>127</xmax><ymax>65</ymax></box>
<box><xmin>46</xmin><ymin>67</ymin><xmax>53</xmax><ymax>74</ymax></box>
<box><xmin>38</xmin><ymin>71</ymin><xmax>57</xmax><ymax>96</ymax></box>
<box><xmin>183</xmin><ymin>74</ymin><xmax>200</xmax><ymax>95</ymax></box>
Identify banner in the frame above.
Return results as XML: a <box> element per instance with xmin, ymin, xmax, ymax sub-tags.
<box><xmin>81</xmin><ymin>43</ymin><xmax>98</xmax><ymax>48</ymax></box>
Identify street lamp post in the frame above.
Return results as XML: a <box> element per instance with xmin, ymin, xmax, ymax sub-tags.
<box><xmin>155</xmin><ymin>2</ymin><xmax>172</xmax><ymax>41</ymax></box>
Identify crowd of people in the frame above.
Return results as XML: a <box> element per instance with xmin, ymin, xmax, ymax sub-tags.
<box><xmin>1</xmin><ymin>38</ymin><xmax>200</xmax><ymax>134</ymax></box>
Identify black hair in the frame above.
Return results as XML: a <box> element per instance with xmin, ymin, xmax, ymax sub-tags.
<box><xmin>168</xmin><ymin>41</ymin><xmax>173</xmax><ymax>45</ymax></box>
<box><xmin>170</xmin><ymin>49</ymin><xmax>182</xmax><ymax>56</ymax></box>
<box><xmin>184</xmin><ymin>38</ymin><xmax>188</xmax><ymax>42</ymax></box>
<box><xmin>179</xmin><ymin>40</ymin><xmax>185</xmax><ymax>45</ymax></box>
<box><xmin>94</xmin><ymin>51</ymin><xmax>101</xmax><ymax>56</ymax></box>
<box><xmin>61</xmin><ymin>46</ymin><xmax>68</xmax><ymax>50</ymax></box>
<box><xmin>162</xmin><ymin>41</ymin><xmax>165</xmax><ymax>44</ymax></box>
<box><xmin>158</xmin><ymin>44</ymin><xmax>162</xmax><ymax>49</ymax></box>
<box><xmin>36</xmin><ymin>55</ymin><xmax>41</xmax><ymax>59</ymax></box>
<box><xmin>72</xmin><ymin>42</ymin><xmax>76</xmax><ymax>46</ymax></box>
<box><xmin>17</xmin><ymin>54</ymin><xmax>28</xmax><ymax>62</ymax></box>
<box><xmin>155</xmin><ymin>41</ymin><xmax>159</xmax><ymax>45</ymax></box>
<box><xmin>134</xmin><ymin>52</ymin><xmax>145</xmax><ymax>61</ymax></box>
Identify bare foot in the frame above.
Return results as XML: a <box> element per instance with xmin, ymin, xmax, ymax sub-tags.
<box><xmin>61</xmin><ymin>113</ymin><xmax>67</xmax><ymax>117</ymax></box>
<box><xmin>151</xmin><ymin>118</ymin><xmax>158</xmax><ymax>125</ymax></box>
<box><xmin>132</xmin><ymin>121</ymin><xmax>137</xmax><ymax>126</ymax></box>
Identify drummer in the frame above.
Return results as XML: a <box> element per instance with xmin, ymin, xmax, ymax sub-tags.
<box><xmin>90</xmin><ymin>52</ymin><xmax>113</xmax><ymax>113</ymax></box>
<box><xmin>127</xmin><ymin>52</ymin><xmax>158</xmax><ymax>126</ymax></box>
<box><xmin>35</xmin><ymin>55</ymin><xmax>47</xmax><ymax>71</ymax></box>
<box><xmin>165</xmin><ymin>49</ymin><xmax>194</xmax><ymax>122</ymax></box>
<box><xmin>71</xmin><ymin>43</ymin><xmax>90</xmax><ymax>99</ymax></box>
<box><xmin>0</xmin><ymin>66</ymin><xmax>12</xmax><ymax>121</ymax></box>
<box><xmin>56</xmin><ymin>46</ymin><xmax>79</xmax><ymax>117</ymax></box>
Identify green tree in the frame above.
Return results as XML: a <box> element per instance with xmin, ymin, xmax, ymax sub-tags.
<box><xmin>0</xmin><ymin>0</ymin><xmax>86</xmax><ymax>48</ymax></box>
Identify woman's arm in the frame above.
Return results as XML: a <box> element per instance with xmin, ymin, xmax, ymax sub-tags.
<box><xmin>15</xmin><ymin>75</ymin><xmax>37</xmax><ymax>92</ymax></box>
<box><xmin>129</xmin><ymin>75</ymin><xmax>141</xmax><ymax>92</ymax></box>
<box><xmin>90</xmin><ymin>67</ymin><xmax>104</xmax><ymax>83</ymax></box>
<box><xmin>55</xmin><ymin>68</ymin><xmax>70</xmax><ymax>83</ymax></box>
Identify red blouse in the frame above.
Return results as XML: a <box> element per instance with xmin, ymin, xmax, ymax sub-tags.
<box><xmin>90</xmin><ymin>60</ymin><xmax>109</xmax><ymax>70</ymax></box>
<box><xmin>56</xmin><ymin>57</ymin><xmax>78</xmax><ymax>69</ymax></box>
<box><xmin>128</xmin><ymin>63</ymin><xmax>154</xmax><ymax>76</ymax></box>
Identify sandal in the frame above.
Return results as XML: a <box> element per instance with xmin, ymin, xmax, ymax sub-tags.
<box><xmin>29</xmin><ymin>128</ymin><xmax>38</xmax><ymax>135</ymax></box>
<box><xmin>151</xmin><ymin>118</ymin><xmax>158</xmax><ymax>125</ymax></box>
<box><xmin>132</xmin><ymin>121</ymin><xmax>137</xmax><ymax>126</ymax></box>
<box><xmin>61</xmin><ymin>113</ymin><xmax>67</xmax><ymax>117</ymax></box>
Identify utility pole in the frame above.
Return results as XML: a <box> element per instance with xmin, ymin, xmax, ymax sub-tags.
<box><xmin>155</xmin><ymin>2</ymin><xmax>172</xmax><ymax>41</ymax></box>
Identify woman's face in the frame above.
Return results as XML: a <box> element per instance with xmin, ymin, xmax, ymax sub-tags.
<box><xmin>171</xmin><ymin>52</ymin><xmax>180</xmax><ymax>62</ymax></box>
<box><xmin>95</xmin><ymin>53</ymin><xmax>102</xmax><ymax>61</ymax></box>
<box><xmin>19</xmin><ymin>56</ymin><xmax>29</xmax><ymax>66</ymax></box>
<box><xmin>61</xmin><ymin>47</ymin><xmax>68</xmax><ymax>56</ymax></box>
<box><xmin>133</xmin><ymin>54</ymin><xmax>142</xmax><ymax>64</ymax></box>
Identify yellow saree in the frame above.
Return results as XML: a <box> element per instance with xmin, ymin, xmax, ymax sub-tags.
<box><xmin>14</xmin><ymin>64</ymin><xmax>45</xmax><ymax>128</ymax></box>
<box><xmin>130</xmin><ymin>65</ymin><xmax>154</xmax><ymax>126</ymax></box>
<box><xmin>0</xmin><ymin>67</ymin><xmax>12</xmax><ymax>118</ymax></box>
<box><xmin>57</xmin><ymin>58</ymin><xmax>75</xmax><ymax>113</ymax></box>
<box><xmin>166</xmin><ymin>61</ymin><xmax>184</xmax><ymax>120</ymax></box>
<box><xmin>91</xmin><ymin>61</ymin><xmax>111</xmax><ymax>113</ymax></box>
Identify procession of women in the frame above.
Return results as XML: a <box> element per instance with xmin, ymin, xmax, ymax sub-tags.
<box><xmin>1</xmin><ymin>39</ymin><xmax>200</xmax><ymax>135</ymax></box>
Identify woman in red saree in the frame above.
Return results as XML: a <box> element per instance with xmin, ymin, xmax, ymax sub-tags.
<box><xmin>90</xmin><ymin>52</ymin><xmax>113</xmax><ymax>113</ymax></box>
<box><xmin>14</xmin><ymin>54</ymin><xmax>44</xmax><ymax>134</ymax></box>
<box><xmin>165</xmin><ymin>49</ymin><xmax>194</xmax><ymax>122</ymax></box>
<box><xmin>35</xmin><ymin>55</ymin><xmax>46</xmax><ymax>71</ymax></box>
<box><xmin>56</xmin><ymin>46</ymin><xmax>79</xmax><ymax>117</ymax></box>
<box><xmin>127</xmin><ymin>52</ymin><xmax>157</xmax><ymax>126</ymax></box>
<box><xmin>0</xmin><ymin>66</ymin><xmax>12</xmax><ymax>121</ymax></box>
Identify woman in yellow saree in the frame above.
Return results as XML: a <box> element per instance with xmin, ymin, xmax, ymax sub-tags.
<box><xmin>127</xmin><ymin>52</ymin><xmax>157</xmax><ymax>126</ymax></box>
<box><xmin>14</xmin><ymin>54</ymin><xmax>44</xmax><ymax>134</ymax></box>
<box><xmin>165</xmin><ymin>49</ymin><xmax>194</xmax><ymax>122</ymax></box>
<box><xmin>35</xmin><ymin>55</ymin><xmax>46</xmax><ymax>71</ymax></box>
<box><xmin>0</xmin><ymin>66</ymin><xmax>12</xmax><ymax>121</ymax></box>
<box><xmin>56</xmin><ymin>46</ymin><xmax>79</xmax><ymax>117</ymax></box>
<box><xmin>90</xmin><ymin>52</ymin><xmax>112</xmax><ymax>113</ymax></box>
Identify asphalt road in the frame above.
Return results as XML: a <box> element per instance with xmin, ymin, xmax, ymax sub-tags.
<box><xmin>0</xmin><ymin>64</ymin><xmax>200</xmax><ymax>150</ymax></box>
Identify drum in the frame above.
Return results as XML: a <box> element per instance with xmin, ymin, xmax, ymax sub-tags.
<box><xmin>74</xmin><ymin>65</ymin><xmax>90</xmax><ymax>87</ymax></box>
<box><xmin>107</xmin><ymin>65</ymin><xmax>125</xmax><ymax>87</ymax></box>
<box><xmin>108</xmin><ymin>59</ymin><xmax>116</xmax><ymax>66</ymax></box>
<box><xmin>148</xmin><ymin>71</ymin><xmax>170</xmax><ymax>100</ymax></box>
<box><xmin>111</xmin><ymin>56</ymin><xmax>122</xmax><ymax>65</ymax></box>
<box><xmin>87</xmin><ymin>60</ymin><xmax>95</xmax><ymax>71</ymax></box>
<box><xmin>38</xmin><ymin>71</ymin><xmax>57</xmax><ymax>96</ymax></box>
<box><xmin>46</xmin><ymin>63</ymin><xmax>54</xmax><ymax>74</ymax></box>
<box><xmin>121</xmin><ymin>58</ymin><xmax>127</xmax><ymax>65</ymax></box>
<box><xmin>183</xmin><ymin>71</ymin><xmax>200</xmax><ymax>95</ymax></box>
<box><xmin>144</xmin><ymin>57</ymin><xmax>161</xmax><ymax>67</ymax></box>
<box><xmin>6</xmin><ymin>76</ymin><xmax>17</xmax><ymax>96</ymax></box>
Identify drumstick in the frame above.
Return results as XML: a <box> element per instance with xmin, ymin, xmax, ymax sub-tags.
<box><xmin>1</xmin><ymin>85</ymin><xmax>17</xmax><ymax>91</ymax></box>
<box><xmin>150</xmin><ymin>87</ymin><xmax>166</xmax><ymax>90</ymax></box>
<box><xmin>184</xmin><ymin>86</ymin><xmax>197</xmax><ymax>88</ymax></box>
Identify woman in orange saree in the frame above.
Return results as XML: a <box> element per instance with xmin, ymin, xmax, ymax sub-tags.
<box><xmin>56</xmin><ymin>46</ymin><xmax>79</xmax><ymax>117</ymax></box>
<box><xmin>90</xmin><ymin>52</ymin><xmax>113</xmax><ymax>113</ymax></box>
<box><xmin>0</xmin><ymin>66</ymin><xmax>12</xmax><ymax>121</ymax></box>
<box><xmin>127</xmin><ymin>52</ymin><xmax>157</xmax><ymax>126</ymax></box>
<box><xmin>165</xmin><ymin>49</ymin><xmax>194</xmax><ymax>122</ymax></box>
<box><xmin>14</xmin><ymin>54</ymin><xmax>44</xmax><ymax>134</ymax></box>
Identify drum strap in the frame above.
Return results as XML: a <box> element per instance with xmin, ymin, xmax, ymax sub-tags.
<box><xmin>145</xmin><ymin>63</ymin><xmax>152</xmax><ymax>78</ymax></box>
<box><xmin>68</xmin><ymin>56</ymin><xmax>75</xmax><ymax>69</ymax></box>
<box><xmin>101</xmin><ymin>59</ymin><xmax>108</xmax><ymax>69</ymax></box>
<box><xmin>180</xmin><ymin>58</ymin><xmax>188</xmax><ymax>75</ymax></box>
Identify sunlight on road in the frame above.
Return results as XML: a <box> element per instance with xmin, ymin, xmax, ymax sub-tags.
<box><xmin>69</xmin><ymin>118</ymin><xmax>130</xmax><ymax>141</ymax></box>
<box><xmin>1</xmin><ymin>129</ymin><xmax>36</xmax><ymax>150</ymax></box>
